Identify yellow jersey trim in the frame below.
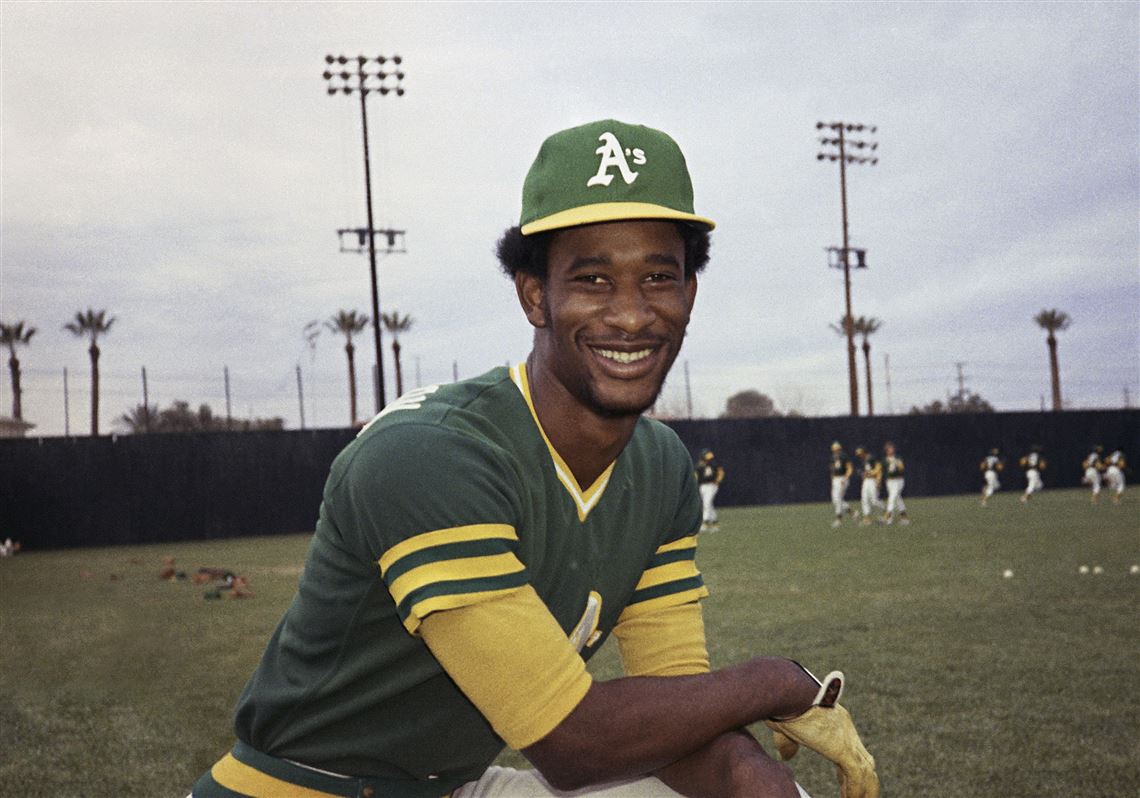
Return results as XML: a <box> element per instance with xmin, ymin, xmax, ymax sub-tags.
<box><xmin>211</xmin><ymin>753</ymin><xmax>343</xmax><ymax>798</ymax></box>
<box><xmin>378</xmin><ymin>523</ymin><xmax>517</xmax><ymax>577</ymax></box>
<box><xmin>509</xmin><ymin>362</ymin><xmax>615</xmax><ymax>521</ymax></box>
<box><xmin>655</xmin><ymin>535</ymin><xmax>698</xmax><ymax>555</ymax></box>
<box><xmin>388</xmin><ymin>553</ymin><xmax>527</xmax><ymax>607</ymax></box>
<box><xmin>633</xmin><ymin>559</ymin><xmax>701</xmax><ymax>592</ymax></box>
<box><xmin>617</xmin><ymin>585</ymin><xmax>709</xmax><ymax>624</ymax></box>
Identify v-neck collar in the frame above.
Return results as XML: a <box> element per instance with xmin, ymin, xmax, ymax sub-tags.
<box><xmin>509</xmin><ymin>362</ymin><xmax>616</xmax><ymax>522</ymax></box>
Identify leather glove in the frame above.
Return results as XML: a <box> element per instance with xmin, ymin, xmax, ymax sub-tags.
<box><xmin>765</xmin><ymin>668</ymin><xmax>880</xmax><ymax>798</ymax></box>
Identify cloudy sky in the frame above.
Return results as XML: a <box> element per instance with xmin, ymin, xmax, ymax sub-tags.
<box><xmin>2</xmin><ymin>1</ymin><xmax>1137</xmax><ymax>436</ymax></box>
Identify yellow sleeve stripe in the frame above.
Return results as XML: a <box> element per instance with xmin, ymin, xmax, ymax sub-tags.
<box><xmin>633</xmin><ymin>559</ymin><xmax>700</xmax><ymax>593</ymax></box>
<box><xmin>618</xmin><ymin>585</ymin><xmax>709</xmax><ymax>624</ymax></box>
<box><xmin>378</xmin><ymin>523</ymin><xmax>517</xmax><ymax>577</ymax></box>
<box><xmin>655</xmin><ymin>535</ymin><xmax>698</xmax><ymax>555</ymax></box>
<box><xmin>388</xmin><ymin>552</ymin><xmax>527</xmax><ymax>607</ymax></box>
<box><xmin>419</xmin><ymin>585</ymin><xmax>593</xmax><ymax>749</ymax></box>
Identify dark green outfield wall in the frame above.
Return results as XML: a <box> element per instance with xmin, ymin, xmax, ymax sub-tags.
<box><xmin>2</xmin><ymin>410</ymin><xmax>1136</xmax><ymax>549</ymax></box>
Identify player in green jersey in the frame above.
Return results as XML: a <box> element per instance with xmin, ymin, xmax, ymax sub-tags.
<box><xmin>191</xmin><ymin>120</ymin><xmax>878</xmax><ymax>798</ymax></box>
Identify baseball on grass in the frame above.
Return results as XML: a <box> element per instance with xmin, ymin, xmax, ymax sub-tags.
<box><xmin>1131</xmin><ymin>564</ymin><xmax>1139</xmax><ymax>575</ymax></box>
<box><xmin>1078</xmin><ymin>565</ymin><xmax>1089</xmax><ymax>574</ymax></box>
<box><xmin>1092</xmin><ymin>565</ymin><xmax>1104</xmax><ymax>575</ymax></box>
<box><xmin>1002</xmin><ymin>568</ymin><xmax>1014</xmax><ymax>579</ymax></box>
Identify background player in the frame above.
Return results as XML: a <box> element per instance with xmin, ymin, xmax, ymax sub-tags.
<box><xmin>979</xmin><ymin>448</ymin><xmax>1003</xmax><ymax>506</ymax></box>
<box><xmin>1103</xmin><ymin>448</ymin><xmax>1127</xmax><ymax>504</ymax></box>
<box><xmin>881</xmin><ymin>441</ymin><xmax>909</xmax><ymax>525</ymax></box>
<box><xmin>694</xmin><ymin>448</ymin><xmax>725</xmax><ymax>532</ymax></box>
<box><xmin>190</xmin><ymin>120</ymin><xmax>878</xmax><ymax>798</ymax></box>
<box><xmin>1018</xmin><ymin>445</ymin><xmax>1046</xmax><ymax>503</ymax></box>
<box><xmin>854</xmin><ymin>446</ymin><xmax>882</xmax><ymax>526</ymax></box>
<box><xmin>829</xmin><ymin>441</ymin><xmax>854</xmax><ymax>528</ymax></box>
<box><xmin>1081</xmin><ymin>445</ymin><xmax>1104</xmax><ymax>503</ymax></box>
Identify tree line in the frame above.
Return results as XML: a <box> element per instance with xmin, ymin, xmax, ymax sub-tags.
<box><xmin>0</xmin><ymin>306</ymin><xmax>1076</xmax><ymax>432</ymax></box>
<box><xmin>0</xmin><ymin>307</ymin><xmax>415</xmax><ymax>436</ymax></box>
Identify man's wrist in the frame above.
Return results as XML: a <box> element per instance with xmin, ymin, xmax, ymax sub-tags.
<box><xmin>746</xmin><ymin>657</ymin><xmax>822</xmax><ymax>720</ymax></box>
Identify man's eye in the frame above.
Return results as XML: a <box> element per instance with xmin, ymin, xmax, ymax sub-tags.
<box><xmin>646</xmin><ymin>272</ymin><xmax>678</xmax><ymax>283</ymax></box>
<box><xmin>574</xmin><ymin>274</ymin><xmax>607</xmax><ymax>285</ymax></box>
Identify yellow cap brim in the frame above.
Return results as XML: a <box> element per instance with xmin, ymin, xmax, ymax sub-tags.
<box><xmin>521</xmin><ymin>201</ymin><xmax>716</xmax><ymax>235</ymax></box>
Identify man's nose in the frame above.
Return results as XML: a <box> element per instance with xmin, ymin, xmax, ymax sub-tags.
<box><xmin>602</xmin><ymin>284</ymin><xmax>656</xmax><ymax>334</ymax></box>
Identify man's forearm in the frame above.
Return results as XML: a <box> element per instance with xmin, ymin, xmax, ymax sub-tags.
<box><xmin>655</xmin><ymin>729</ymin><xmax>801</xmax><ymax>798</ymax></box>
<box><xmin>523</xmin><ymin>656</ymin><xmax>818</xmax><ymax>791</ymax></box>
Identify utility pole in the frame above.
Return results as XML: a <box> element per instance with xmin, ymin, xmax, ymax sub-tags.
<box><xmin>141</xmin><ymin>366</ymin><xmax>150</xmax><ymax>432</ymax></box>
<box><xmin>954</xmin><ymin>362</ymin><xmax>967</xmax><ymax>396</ymax></box>
<box><xmin>63</xmin><ymin>367</ymin><xmax>70</xmax><ymax>437</ymax></box>
<box><xmin>1124</xmin><ymin>386</ymin><xmax>1131</xmax><ymax>409</ymax></box>
<box><xmin>817</xmin><ymin>121</ymin><xmax>878</xmax><ymax>416</ymax></box>
<box><xmin>883</xmin><ymin>353</ymin><xmax>893</xmax><ymax>415</ymax></box>
<box><xmin>324</xmin><ymin>53</ymin><xmax>405</xmax><ymax>412</ymax></box>
<box><xmin>296</xmin><ymin>365</ymin><xmax>306</xmax><ymax>430</ymax></box>
<box><xmin>224</xmin><ymin>366</ymin><xmax>233</xmax><ymax>431</ymax></box>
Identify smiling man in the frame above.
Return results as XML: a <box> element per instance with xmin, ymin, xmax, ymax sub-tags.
<box><xmin>190</xmin><ymin>120</ymin><xmax>878</xmax><ymax>798</ymax></box>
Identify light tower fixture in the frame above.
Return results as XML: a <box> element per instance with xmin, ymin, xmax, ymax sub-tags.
<box><xmin>323</xmin><ymin>53</ymin><xmax>406</xmax><ymax>412</ymax></box>
<box><xmin>816</xmin><ymin>120</ymin><xmax>879</xmax><ymax>417</ymax></box>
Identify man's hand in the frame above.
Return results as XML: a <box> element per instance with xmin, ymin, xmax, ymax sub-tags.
<box><xmin>764</xmin><ymin>670</ymin><xmax>880</xmax><ymax>798</ymax></box>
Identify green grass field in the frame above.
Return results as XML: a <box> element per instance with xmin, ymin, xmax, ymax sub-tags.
<box><xmin>1</xmin><ymin>489</ymin><xmax>1137</xmax><ymax>797</ymax></box>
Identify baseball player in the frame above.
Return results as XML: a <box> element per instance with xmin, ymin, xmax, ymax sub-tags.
<box><xmin>828</xmin><ymin>441</ymin><xmax>854</xmax><ymax>527</ymax></box>
<box><xmin>694</xmin><ymin>448</ymin><xmax>725</xmax><ymax>532</ymax></box>
<box><xmin>189</xmin><ymin>120</ymin><xmax>878</xmax><ymax>798</ymax></box>
<box><xmin>854</xmin><ymin>446</ymin><xmax>882</xmax><ymax>525</ymax></box>
<box><xmin>1018</xmin><ymin>445</ymin><xmax>1046</xmax><ymax>503</ymax></box>
<box><xmin>1081</xmin><ymin>445</ymin><xmax>1104</xmax><ymax>503</ymax></box>
<box><xmin>979</xmin><ymin>448</ymin><xmax>1003</xmax><ymax>506</ymax></box>
<box><xmin>881</xmin><ymin>441</ymin><xmax>909</xmax><ymax>525</ymax></box>
<box><xmin>1103</xmin><ymin>449</ymin><xmax>1127</xmax><ymax>504</ymax></box>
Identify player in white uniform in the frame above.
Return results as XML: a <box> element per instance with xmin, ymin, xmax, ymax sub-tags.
<box><xmin>829</xmin><ymin>442</ymin><xmax>854</xmax><ymax>528</ymax></box>
<box><xmin>694</xmin><ymin>448</ymin><xmax>725</xmax><ymax>532</ymax></box>
<box><xmin>1018</xmin><ymin>446</ymin><xmax>1046</xmax><ymax>503</ymax></box>
<box><xmin>979</xmin><ymin>448</ymin><xmax>1003</xmax><ymax>506</ymax></box>
<box><xmin>853</xmin><ymin>447</ymin><xmax>883</xmax><ymax>525</ymax></box>
<box><xmin>881</xmin><ymin>442</ymin><xmax>909</xmax><ymax>525</ymax></box>
<box><xmin>1103</xmin><ymin>449</ymin><xmax>1127</xmax><ymax>504</ymax></box>
<box><xmin>1081</xmin><ymin>446</ymin><xmax>1104</xmax><ymax>503</ymax></box>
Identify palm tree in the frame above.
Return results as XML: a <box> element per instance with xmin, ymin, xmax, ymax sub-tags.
<box><xmin>853</xmin><ymin>316</ymin><xmax>882</xmax><ymax>416</ymax></box>
<box><xmin>64</xmin><ymin>309</ymin><xmax>115</xmax><ymax>436</ymax></box>
<box><xmin>381</xmin><ymin>311</ymin><xmax>414</xmax><ymax>398</ymax></box>
<box><xmin>325</xmin><ymin>310</ymin><xmax>369</xmax><ymax>426</ymax></box>
<box><xmin>1034</xmin><ymin>309</ymin><xmax>1071</xmax><ymax>411</ymax></box>
<box><xmin>0</xmin><ymin>320</ymin><xmax>36</xmax><ymax>420</ymax></box>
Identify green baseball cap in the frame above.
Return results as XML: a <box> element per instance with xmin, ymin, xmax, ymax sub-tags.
<box><xmin>519</xmin><ymin>119</ymin><xmax>716</xmax><ymax>235</ymax></box>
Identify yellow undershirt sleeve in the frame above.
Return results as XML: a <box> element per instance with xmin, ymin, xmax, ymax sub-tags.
<box><xmin>418</xmin><ymin>584</ymin><xmax>593</xmax><ymax>750</ymax></box>
<box><xmin>612</xmin><ymin>600</ymin><xmax>710</xmax><ymax>677</ymax></box>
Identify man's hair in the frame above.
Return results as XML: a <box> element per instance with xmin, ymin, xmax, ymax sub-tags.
<box><xmin>496</xmin><ymin>222</ymin><xmax>711</xmax><ymax>280</ymax></box>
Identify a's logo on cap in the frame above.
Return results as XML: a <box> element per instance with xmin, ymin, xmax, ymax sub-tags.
<box><xmin>586</xmin><ymin>131</ymin><xmax>646</xmax><ymax>188</ymax></box>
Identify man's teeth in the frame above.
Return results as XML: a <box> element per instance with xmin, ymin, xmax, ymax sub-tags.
<box><xmin>595</xmin><ymin>348</ymin><xmax>652</xmax><ymax>364</ymax></box>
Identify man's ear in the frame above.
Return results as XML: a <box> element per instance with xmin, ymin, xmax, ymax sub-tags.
<box><xmin>515</xmin><ymin>272</ymin><xmax>548</xmax><ymax>328</ymax></box>
<box><xmin>685</xmin><ymin>272</ymin><xmax>698</xmax><ymax>314</ymax></box>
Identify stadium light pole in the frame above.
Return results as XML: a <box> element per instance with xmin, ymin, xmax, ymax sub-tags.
<box><xmin>324</xmin><ymin>53</ymin><xmax>405</xmax><ymax>412</ymax></box>
<box><xmin>817</xmin><ymin>121</ymin><xmax>878</xmax><ymax>417</ymax></box>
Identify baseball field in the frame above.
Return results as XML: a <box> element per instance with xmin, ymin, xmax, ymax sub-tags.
<box><xmin>1</xmin><ymin>488</ymin><xmax>1136</xmax><ymax>798</ymax></box>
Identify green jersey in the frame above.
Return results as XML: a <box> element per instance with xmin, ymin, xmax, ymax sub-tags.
<box><xmin>884</xmin><ymin>455</ymin><xmax>905</xmax><ymax>479</ymax></box>
<box><xmin>232</xmin><ymin>365</ymin><xmax>705</xmax><ymax>794</ymax></box>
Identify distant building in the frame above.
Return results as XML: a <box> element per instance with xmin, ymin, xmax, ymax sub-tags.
<box><xmin>0</xmin><ymin>416</ymin><xmax>35</xmax><ymax>438</ymax></box>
